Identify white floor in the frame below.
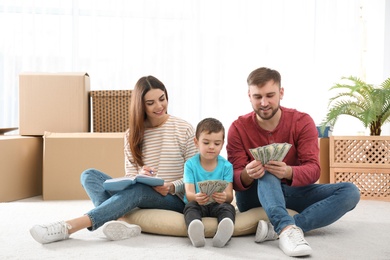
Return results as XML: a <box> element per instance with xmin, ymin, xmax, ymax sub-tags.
<box><xmin>2</xmin><ymin>196</ymin><xmax>390</xmax><ymax>260</ymax></box>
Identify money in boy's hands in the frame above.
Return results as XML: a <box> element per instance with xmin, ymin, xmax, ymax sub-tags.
<box><xmin>197</xmin><ymin>180</ymin><xmax>228</xmax><ymax>205</ymax></box>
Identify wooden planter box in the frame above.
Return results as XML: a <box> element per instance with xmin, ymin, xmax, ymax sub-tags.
<box><xmin>318</xmin><ymin>138</ymin><xmax>330</xmax><ymax>184</ymax></box>
<box><xmin>329</xmin><ymin>136</ymin><xmax>390</xmax><ymax>201</ymax></box>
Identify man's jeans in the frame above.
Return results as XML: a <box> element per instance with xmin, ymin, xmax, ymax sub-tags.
<box><xmin>80</xmin><ymin>168</ymin><xmax>184</xmax><ymax>231</ymax></box>
<box><xmin>235</xmin><ymin>172</ymin><xmax>360</xmax><ymax>234</ymax></box>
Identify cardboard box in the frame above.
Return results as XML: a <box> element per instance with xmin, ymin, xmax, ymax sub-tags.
<box><xmin>0</xmin><ymin>136</ymin><xmax>43</xmax><ymax>202</ymax></box>
<box><xmin>318</xmin><ymin>138</ymin><xmax>330</xmax><ymax>183</ymax></box>
<box><xmin>19</xmin><ymin>73</ymin><xmax>90</xmax><ymax>136</ymax></box>
<box><xmin>43</xmin><ymin>132</ymin><xmax>125</xmax><ymax>200</ymax></box>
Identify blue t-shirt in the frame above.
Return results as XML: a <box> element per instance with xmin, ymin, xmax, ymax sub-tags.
<box><xmin>183</xmin><ymin>153</ymin><xmax>233</xmax><ymax>204</ymax></box>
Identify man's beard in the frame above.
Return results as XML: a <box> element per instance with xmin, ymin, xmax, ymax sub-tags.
<box><xmin>254</xmin><ymin>105</ymin><xmax>279</xmax><ymax>120</ymax></box>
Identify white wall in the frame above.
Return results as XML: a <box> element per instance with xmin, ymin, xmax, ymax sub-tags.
<box><xmin>0</xmin><ymin>0</ymin><xmax>389</xmax><ymax>140</ymax></box>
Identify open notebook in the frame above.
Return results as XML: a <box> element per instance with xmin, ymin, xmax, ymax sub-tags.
<box><xmin>103</xmin><ymin>175</ymin><xmax>164</xmax><ymax>191</ymax></box>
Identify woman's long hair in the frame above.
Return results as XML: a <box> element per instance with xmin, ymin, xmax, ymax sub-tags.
<box><xmin>128</xmin><ymin>76</ymin><xmax>168</xmax><ymax>168</ymax></box>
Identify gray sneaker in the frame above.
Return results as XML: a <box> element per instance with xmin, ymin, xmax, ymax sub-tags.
<box><xmin>279</xmin><ymin>225</ymin><xmax>312</xmax><ymax>257</ymax></box>
<box><xmin>188</xmin><ymin>219</ymin><xmax>205</xmax><ymax>247</ymax></box>
<box><xmin>102</xmin><ymin>220</ymin><xmax>141</xmax><ymax>241</ymax></box>
<box><xmin>255</xmin><ymin>220</ymin><xmax>278</xmax><ymax>243</ymax></box>
<box><xmin>30</xmin><ymin>221</ymin><xmax>71</xmax><ymax>244</ymax></box>
<box><xmin>212</xmin><ymin>218</ymin><xmax>234</xmax><ymax>247</ymax></box>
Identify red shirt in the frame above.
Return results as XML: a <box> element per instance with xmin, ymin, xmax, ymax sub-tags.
<box><xmin>227</xmin><ymin>106</ymin><xmax>320</xmax><ymax>191</ymax></box>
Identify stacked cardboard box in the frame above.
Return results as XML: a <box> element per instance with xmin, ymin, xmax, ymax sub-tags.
<box><xmin>0</xmin><ymin>136</ymin><xmax>42</xmax><ymax>202</ymax></box>
<box><xmin>4</xmin><ymin>72</ymin><xmax>131</xmax><ymax>201</ymax></box>
<box><xmin>19</xmin><ymin>72</ymin><xmax>90</xmax><ymax>135</ymax></box>
<box><xmin>43</xmin><ymin>132</ymin><xmax>125</xmax><ymax>200</ymax></box>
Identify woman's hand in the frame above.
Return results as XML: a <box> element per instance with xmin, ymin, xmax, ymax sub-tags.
<box><xmin>153</xmin><ymin>182</ymin><xmax>172</xmax><ymax>196</ymax></box>
<box><xmin>139</xmin><ymin>165</ymin><xmax>156</xmax><ymax>176</ymax></box>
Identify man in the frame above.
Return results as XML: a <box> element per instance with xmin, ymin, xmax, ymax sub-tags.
<box><xmin>226</xmin><ymin>67</ymin><xmax>360</xmax><ymax>257</ymax></box>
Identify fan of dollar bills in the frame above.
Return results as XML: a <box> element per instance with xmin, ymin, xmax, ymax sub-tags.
<box><xmin>197</xmin><ymin>180</ymin><xmax>228</xmax><ymax>205</ymax></box>
<box><xmin>249</xmin><ymin>143</ymin><xmax>292</xmax><ymax>164</ymax></box>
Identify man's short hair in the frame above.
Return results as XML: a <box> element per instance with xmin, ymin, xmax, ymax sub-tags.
<box><xmin>247</xmin><ymin>67</ymin><xmax>281</xmax><ymax>88</ymax></box>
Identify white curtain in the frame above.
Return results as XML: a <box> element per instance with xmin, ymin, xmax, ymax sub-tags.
<box><xmin>1</xmin><ymin>0</ymin><xmax>389</xmax><ymax>145</ymax></box>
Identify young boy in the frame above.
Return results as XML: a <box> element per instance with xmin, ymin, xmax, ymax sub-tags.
<box><xmin>183</xmin><ymin>118</ymin><xmax>235</xmax><ymax>248</ymax></box>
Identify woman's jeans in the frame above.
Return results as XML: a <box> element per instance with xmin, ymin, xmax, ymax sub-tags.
<box><xmin>183</xmin><ymin>201</ymin><xmax>236</xmax><ymax>227</ymax></box>
<box><xmin>80</xmin><ymin>168</ymin><xmax>185</xmax><ymax>231</ymax></box>
<box><xmin>235</xmin><ymin>172</ymin><xmax>360</xmax><ymax>234</ymax></box>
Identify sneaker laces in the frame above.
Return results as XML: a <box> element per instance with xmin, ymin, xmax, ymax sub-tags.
<box><xmin>285</xmin><ymin>226</ymin><xmax>308</xmax><ymax>246</ymax></box>
<box><xmin>45</xmin><ymin>221</ymin><xmax>71</xmax><ymax>239</ymax></box>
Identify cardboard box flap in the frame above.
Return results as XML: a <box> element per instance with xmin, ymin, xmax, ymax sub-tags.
<box><xmin>20</xmin><ymin>72</ymin><xmax>89</xmax><ymax>77</ymax></box>
<box><xmin>44</xmin><ymin>132</ymin><xmax>124</xmax><ymax>139</ymax></box>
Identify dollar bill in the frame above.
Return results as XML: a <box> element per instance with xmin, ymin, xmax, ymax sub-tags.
<box><xmin>270</xmin><ymin>143</ymin><xmax>283</xmax><ymax>161</ymax></box>
<box><xmin>197</xmin><ymin>180</ymin><xmax>229</xmax><ymax>205</ymax></box>
<box><xmin>258</xmin><ymin>147</ymin><xmax>266</xmax><ymax>164</ymax></box>
<box><xmin>249</xmin><ymin>143</ymin><xmax>292</xmax><ymax>164</ymax></box>
<box><xmin>264</xmin><ymin>144</ymin><xmax>275</xmax><ymax>163</ymax></box>
<box><xmin>249</xmin><ymin>148</ymin><xmax>261</xmax><ymax>161</ymax></box>
<box><xmin>275</xmin><ymin>143</ymin><xmax>292</xmax><ymax>161</ymax></box>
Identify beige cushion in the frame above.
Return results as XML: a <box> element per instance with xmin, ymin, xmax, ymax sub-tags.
<box><xmin>123</xmin><ymin>207</ymin><xmax>297</xmax><ymax>237</ymax></box>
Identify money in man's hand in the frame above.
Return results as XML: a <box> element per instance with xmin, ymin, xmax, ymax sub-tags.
<box><xmin>249</xmin><ymin>143</ymin><xmax>292</xmax><ymax>164</ymax></box>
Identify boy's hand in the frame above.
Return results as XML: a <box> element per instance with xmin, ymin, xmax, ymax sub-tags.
<box><xmin>211</xmin><ymin>191</ymin><xmax>227</xmax><ymax>204</ymax></box>
<box><xmin>195</xmin><ymin>192</ymin><xmax>209</xmax><ymax>205</ymax></box>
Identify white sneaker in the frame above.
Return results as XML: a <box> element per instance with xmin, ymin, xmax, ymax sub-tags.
<box><xmin>255</xmin><ymin>220</ymin><xmax>278</xmax><ymax>243</ymax></box>
<box><xmin>279</xmin><ymin>226</ymin><xmax>312</xmax><ymax>257</ymax></box>
<box><xmin>102</xmin><ymin>220</ymin><xmax>141</xmax><ymax>241</ymax></box>
<box><xmin>30</xmin><ymin>221</ymin><xmax>71</xmax><ymax>244</ymax></box>
<box><xmin>188</xmin><ymin>219</ymin><xmax>205</xmax><ymax>247</ymax></box>
<box><xmin>212</xmin><ymin>218</ymin><xmax>234</xmax><ymax>247</ymax></box>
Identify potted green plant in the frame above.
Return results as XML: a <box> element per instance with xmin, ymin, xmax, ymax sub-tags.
<box><xmin>322</xmin><ymin>76</ymin><xmax>390</xmax><ymax>201</ymax></box>
<box><xmin>320</xmin><ymin>76</ymin><xmax>390</xmax><ymax>136</ymax></box>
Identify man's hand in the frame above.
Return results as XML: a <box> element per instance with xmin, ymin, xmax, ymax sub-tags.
<box><xmin>264</xmin><ymin>160</ymin><xmax>293</xmax><ymax>180</ymax></box>
<box><xmin>245</xmin><ymin>160</ymin><xmax>266</xmax><ymax>179</ymax></box>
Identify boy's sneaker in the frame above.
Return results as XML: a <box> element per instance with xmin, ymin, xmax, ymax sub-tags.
<box><xmin>102</xmin><ymin>220</ymin><xmax>141</xmax><ymax>241</ymax></box>
<box><xmin>212</xmin><ymin>218</ymin><xmax>234</xmax><ymax>247</ymax></box>
<box><xmin>279</xmin><ymin>225</ymin><xmax>312</xmax><ymax>257</ymax></box>
<box><xmin>255</xmin><ymin>220</ymin><xmax>278</xmax><ymax>243</ymax></box>
<box><xmin>30</xmin><ymin>221</ymin><xmax>71</xmax><ymax>244</ymax></box>
<box><xmin>188</xmin><ymin>219</ymin><xmax>205</xmax><ymax>247</ymax></box>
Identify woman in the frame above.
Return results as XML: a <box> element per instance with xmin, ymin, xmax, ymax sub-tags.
<box><xmin>30</xmin><ymin>76</ymin><xmax>197</xmax><ymax>244</ymax></box>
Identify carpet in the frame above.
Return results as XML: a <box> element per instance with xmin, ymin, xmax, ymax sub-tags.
<box><xmin>1</xmin><ymin>196</ymin><xmax>389</xmax><ymax>260</ymax></box>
